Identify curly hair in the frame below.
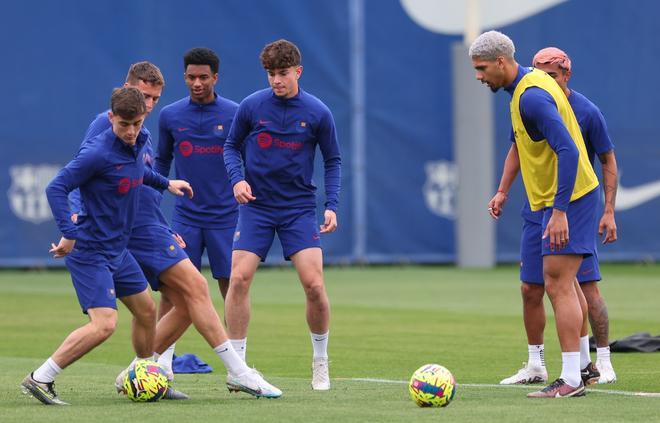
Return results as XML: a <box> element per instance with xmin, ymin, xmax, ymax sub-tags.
<box><xmin>184</xmin><ymin>47</ymin><xmax>220</xmax><ymax>74</ymax></box>
<box><xmin>260</xmin><ymin>39</ymin><xmax>301</xmax><ymax>70</ymax></box>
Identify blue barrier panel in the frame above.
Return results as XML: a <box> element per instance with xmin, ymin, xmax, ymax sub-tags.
<box><xmin>1</xmin><ymin>0</ymin><xmax>658</xmax><ymax>266</ymax></box>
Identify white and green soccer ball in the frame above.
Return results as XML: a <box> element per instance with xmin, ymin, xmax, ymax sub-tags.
<box><xmin>408</xmin><ymin>363</ymin><xmax>456</xmax><ymax>407</ymax></box>
<box><xmin>123</xmin><ymin>359</ymin><xmax>169</xmax><ymax>402</ymax></box>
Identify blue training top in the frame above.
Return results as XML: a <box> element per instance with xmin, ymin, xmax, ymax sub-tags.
<box><xmin>517</xmin><ymin>87</ymin><xmax>615</xmax><ymax>223</ymax></box>
<box><xmin>46</xmin><ymin>127</ymin><xmax>169</xmax><ymax>257</ymax></box>
<box><xmin>69</xmin><ymin>111</ymin><xmax>170</xmax><ymax>230</ymax></box>
<box><xmin>155</xmin><ymin>94</ymin><xmax>239</xmax><ymax>229</ymax></box>
<box><xmin>223</xmin><ymin>87</ymin><xmax>341</xmax><ymax>211</ymax></box>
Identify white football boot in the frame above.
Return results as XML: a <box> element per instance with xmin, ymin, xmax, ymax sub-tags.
<box><xmin>596</xmin><ymin>359</ymin><xmax>617</xmax><ymax>384</ymax></box>
<box><xmin>226</xmin><ymin>368</ymin><xmax>282</xmax><ymax>398</ymax></box>
<box><xmin>499</xmin><ymin>362</ymin><xmax>548</xmax><ymax>385</ymax></box>
<box><xmin>311</xmin><ymin>357</ymin><xmax>330</xmax><ymax>390</ymax></box>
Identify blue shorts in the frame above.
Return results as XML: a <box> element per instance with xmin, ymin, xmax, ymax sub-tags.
<box><xmin>233</xmin><ymin>204</ymin><xmax>321</xmax><ymax>261</ymax></box>
<box><xmin>541</xmin><ymin>188</ymin><xmax>599</xmax><ymax>257</ymax></box>
<box><xmin>520</xmin><ymin>218</ymin><xmax>601</xmax><ymax>285</ymax></box>
<box><xmin>65</xmin><ymin>249</ymin><xmax>148</xmax><ymax>313</ymax></box>
<box><xmin>128</xmin><ymin>225</ymin><xmax>188</xmax><ymax>291</ymax></box>
<box><xmin>172</xmin><ymin>221</ymin><xmax>233</xmax><ymax>279</ymax></box>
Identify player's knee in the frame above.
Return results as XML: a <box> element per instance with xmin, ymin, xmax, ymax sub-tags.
<box><xmin>303</xmin><ymin>280</ymin><xmax>327</xmax><ymax>303</ymax></box>
<box><xmin>134</xmin><ymin>300</ymin><xmax>157</xmax><ymax>324</ymax></box>
<box><xmin>93</xmin><ymin>318</ymin><xmax>117</xmax><ymax>340</ymax></box>
<box><xmin>190</xmin><ymin>273</ymin><xmax>211</xmax><ymax>296</ymax></box>
<box><xmin>521</xmin><ymin>284</ymin><xmax>544</xmax><ymax>305</ymax></box>
<box><xmin>229</xmin><ymin>271</ymin><xmax>253</xmax><ymax>293</ymax></box>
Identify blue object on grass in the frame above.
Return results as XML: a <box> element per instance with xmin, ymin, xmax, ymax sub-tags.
<box><xmin>172</xmin><ymin>353</ymin><xmax>213</xmax><ymax>374</ymax></box>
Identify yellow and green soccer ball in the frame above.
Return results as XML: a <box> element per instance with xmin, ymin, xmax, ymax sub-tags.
<box><xmin>123</xmin><ymin>359</ymin><xmax>169</xmax><ymax>402</ymax></box>
<box><xmin>408</xmin><ymin>364</ymin><xmax>456</xmax><ymax>407</ymax></box>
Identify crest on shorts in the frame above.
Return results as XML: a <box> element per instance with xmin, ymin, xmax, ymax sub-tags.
<box><xmin>7</xmin><ymin>164</ymin><xmax>61</xmax><ymax>224</ymax></box>
<box><xmin>422</xmin><ymin>160</ymin><xmax>457</xmax><ymax>219</ymax></box>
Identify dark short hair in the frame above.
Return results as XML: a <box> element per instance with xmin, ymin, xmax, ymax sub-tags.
<box><xmin>260</xmin><ymin>39</ymin><xmax>301</xmax><ymax>70</ymax></box>
<box><xmin>184</xmin><ymin>47</ymin><xmax>220</xmax><ymax>74</ymax></box>
<box><xmin>125</xmin><ymin>61</ymin><xmax>164</xmax><ymax>86</ymax></box>
<box><xmin>111</xmin><ymin>87</ymin><xmax>147</xmax><ymax>119</ymax></box>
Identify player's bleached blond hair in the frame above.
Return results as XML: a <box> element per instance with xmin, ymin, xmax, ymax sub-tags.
<box><xmin>468</xmin><ymin>30</ymin><xmax>515</xmax><ymax>61</ymax></box>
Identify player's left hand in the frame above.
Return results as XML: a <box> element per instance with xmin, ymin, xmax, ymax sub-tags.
<box><xmin>320</xmin><ymin>209</ymin><xmax>338</xmax><ymax>233</ymax></box>
<box><xmin>543</xmin><ymin>209</ymin><xmax>569</xmax><ymax>252</ymax></box>
<box><xmin>598</xmin><ymin>211</ymin><xmax>617</xmax><ymax>244</ymax></box>
<box><xmin>173</xmin><ymin>233</ymin><xmax>186</xmax><ymax>248</ymax></box>
<box><xmin>49</xmin><ymin>237</ymin><xmax>76</xmax><ymax>258</ymax></box>
<box><xmin>168</xmin><ymin>180</ymin><xmax>193</xmax><ymax>198</ymax></box>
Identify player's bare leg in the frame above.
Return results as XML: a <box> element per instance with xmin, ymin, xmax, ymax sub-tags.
<box><xmin>125</xmin><ymin>258</ymin><xmax>281</xmax><ymax>399</ymax></box>
<box><xmin>292</xmin><ymin>247</ymin><xmax>331</xmax><ymax>390</ymax></box>
<box><xmin>574</xmin><ymin>279</ymin><xmax>599</xmax><ymax>384</ymax></box>
<box><xmin>22</xmin><ymin>307</ymin><xmax>118</xmax><ymax>405</ymax></box>
<box><xmin>53</xmin><ymin>307</ymin><xmax>119</xmax><ymax>367</ymax></box>
<box><xmin>500</xmin><ymin>283</ymin><xmax>548</xmax><ymax>385</ymax></box>
<box><xmin>153</xmin><ymin>291</ymin><xmax>176</xmax><ymax>379</ymax></box>
<box><xmin>528</xmin><ymin>255</ymin><xmax>584</xmax><ymax>397</ymax></box>
<box><xmin>159</xmin><ymin>259</ymin><xmax>230</xmax><ymax>348</ymax></box>
<box><xmin>581</xmin><ymin>281</ymin><xmax>616</xmax><ymax>383</ymax></box>
<box><xmin>522</xmin><ymin>283</ymin><xmax>545</xmax><ymax>346</ymax></box>
<box><xmin>225</xmin><ymin>250</ymin><xmax>261</xmax><ymax>340</ymax></box>
<box><xmin>152</xmin><ymin>289</ymin><xmax>192</xmax><ymax>353</ymax></box>
<box><xmin>292</xmin><ymin>248</ymin><xmax>330</xmax><ymax>334</ymax></box>
<box><xmin>119</xmin><ymin>290</ymin><xmax>157</xmax><ymax>358</ymax></box>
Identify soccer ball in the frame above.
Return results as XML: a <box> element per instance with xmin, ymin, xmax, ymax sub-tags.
<box><xmin>408</xmin><ymin>364</ymin><xmax>456</xmax><ymax>407</ymax></box>
<box><xmin>123</xmin><ymin>359</ymin><xmax>169</xmax><ymax>402</ymax></box>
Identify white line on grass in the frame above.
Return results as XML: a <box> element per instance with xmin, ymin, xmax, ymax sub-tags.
<box><xmin>345</xmin><ymin>377</ymin><xmax>660</xmax><ymax>398</ymax></box>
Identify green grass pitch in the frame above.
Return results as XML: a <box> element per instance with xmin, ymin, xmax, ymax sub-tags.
<box><xmin>1</xmin><ymin>264</ymin><xmax>659</xmax><ymax>422</ymax></box>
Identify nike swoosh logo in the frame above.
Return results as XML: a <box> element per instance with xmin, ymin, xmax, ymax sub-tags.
<box><xmin>617</xmin><ymin>179</ymin><xmax>660</xmax><ymax>210</ymax></box>
<box><xmin>401</xmin><ymin>0</ymin><xmax>567</xmax><ymax>34</ymax></box>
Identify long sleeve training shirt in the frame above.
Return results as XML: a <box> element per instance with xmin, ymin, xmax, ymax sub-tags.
<box><xmin>224</xmin><ymin>88</ymin><xmax>341</xmax><ymax>211</ymax></box>
<box><xmin>520</xmin><ymin>88</ymin><xmax>615</xmax><ymax>223</ymax></box>
<box><xmin>69</xmin><ymin>111</ymin><xmax>170</xmax><ymax>229</ymax></box>
<box><xmin>47</xmin><ymin>127</ymin><xmax>169</xmax><ymax>257</ymax></box>
<box><xmin>156</xmin><ymin>95</ymin><xmax>239</xmax><ymax>228</ymax></box>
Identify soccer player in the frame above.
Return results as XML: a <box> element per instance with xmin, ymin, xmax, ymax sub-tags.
<box><xmin>21</xmin><ymin>87</ymin><xmax>192</xmax><ymax>405</ymax></box>
<box><xmin>76</xmin><ymin>62</ymin><xmax>281</xmax><ymax>399</ymax></box>
<box><xmin>69</xmin><ymin>62</ymin><xmax>165</xmax><ymax>223</ymax></box>
<box><xmin>155</xmin><ymin>47</ymin><xmax>238</xmax><ymax>365</ymax></box>
<box><xmin>223</xmin><ymin>39</ymin><xmax>341</xmax><ymax>390</ymax></box>
<box><xmin>491</xmin><ymin>47</ymin><xmax>618</xmax><ymax>386</ymax></box>
<box><xmin>470</xmin><ymin>31</ymin><xmax>600</xmax><ymax>398</ymax></box>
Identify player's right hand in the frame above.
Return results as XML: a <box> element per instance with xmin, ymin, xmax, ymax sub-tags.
<box><xmin>49</xmin><ymin>237</ymin><xmax>76</xmax><ymax>258</ymax></box>
<box><xmin>168</xmin><ymin>180</ymin><xmax>194</xmax><ymax>198</ymax></box>
<box><xmin>543</xmin><ymin>209</ymin><xmax>569</xmax><ymax>251</ymax></box>
<box><xmin>233</xmin><ymin>180</ymin><xmax>256</xmax><ymax>204</ymax></box>
<box><xmin>487</xmin><ymin>191</ymin><xmax>507</xmax><ymax>219</ymax></box>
